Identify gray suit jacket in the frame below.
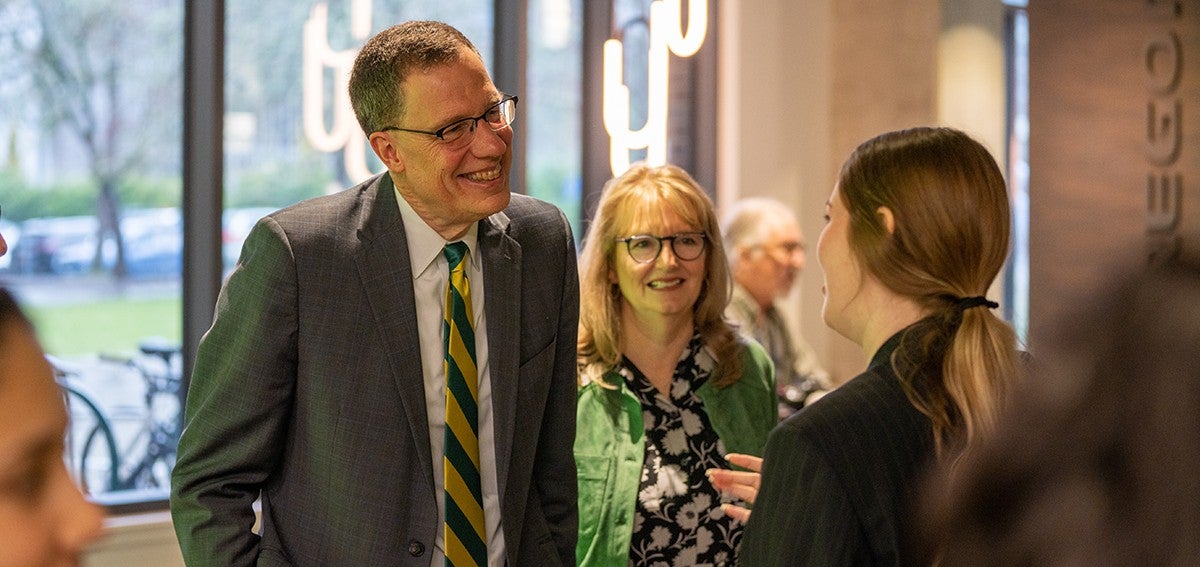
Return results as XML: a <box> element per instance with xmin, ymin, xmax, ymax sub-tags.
<box><xmin>170</xmin><ymin>173</ymin><xmax>580</xmax><ymax>566</ymax></box>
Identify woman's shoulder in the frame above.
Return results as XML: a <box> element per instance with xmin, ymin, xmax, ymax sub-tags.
<box><xmin>735</xmin><ymin>333</ymin><xmax>770</xmax><ymax>359</ymax></box>
<box><xmin>768</xmin><ymin>375</ymin><xmax>935</xmax><ymax>505</ymax></box>
<box><xmin>733</xmin><ymin>334</ymin><xmax>774</xmax><ymax>377</ymax></box>
<box><xmin>829</xmin><ymin>365</ymin><xmax>905</xmax><ymax>398</ymax></box>
<box><xmin>786</xmin><ymin>367</ymin><xmax>928</xmax><ymax>442</ymax></box>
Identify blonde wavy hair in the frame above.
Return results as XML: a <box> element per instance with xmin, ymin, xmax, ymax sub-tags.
<box><xmin>838</xmin><ymin>127</ymin><xmax>1021</xmax><ymax>458</ymax></box>
<box><xmin>577</xmin><ymin>163</ymin><xmax>743</xmax><ymax>388</ymax></box>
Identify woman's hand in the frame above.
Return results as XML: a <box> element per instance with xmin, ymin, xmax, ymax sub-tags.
<box><xmin>707</xmin><ymin>453</ymin><xmax>762</xmax><ymax>524</ymax></box>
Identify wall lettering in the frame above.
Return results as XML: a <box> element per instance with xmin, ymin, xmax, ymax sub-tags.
<box><xmin>1144</xmin><ymin>0</ymin><xmax>1185</xmax><ymax>263</ymax></box>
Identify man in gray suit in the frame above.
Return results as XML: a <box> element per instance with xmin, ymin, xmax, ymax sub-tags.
<box><xmin>170</xmin><ymin>21</ymin><xmax>579</xmax><ymax>566</ymax></box>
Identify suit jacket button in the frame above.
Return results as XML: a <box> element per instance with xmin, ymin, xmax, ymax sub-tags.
<box><xmin>408</xmin><ymin>541</ymin><xmax>425</xmax><ymax>557</ymax></box>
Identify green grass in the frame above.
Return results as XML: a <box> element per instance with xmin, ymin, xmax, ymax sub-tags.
<box><xmin>25</xmin><ymin>297</ymin><xmax>183</xmax><ymax>358</ymax></box>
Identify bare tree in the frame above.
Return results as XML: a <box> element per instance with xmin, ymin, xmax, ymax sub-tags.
<box><xmin>0</xmin><ymin>0</ymin><xmax>181</xmax><ymax>277</ymax></box>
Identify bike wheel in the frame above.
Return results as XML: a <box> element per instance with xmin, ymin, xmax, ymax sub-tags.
<box><xmin>62</xmin><ymin>385</ymin><xmax>120</xmax><ymax>495</ymax></box>
<box><xmin>79</xmin><ymin>421</ymin><xmax>121</xmax><ymax>495</ymax></box>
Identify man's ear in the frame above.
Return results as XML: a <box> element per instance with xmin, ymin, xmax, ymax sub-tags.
<box><xmin>876</xmin><ymin>206</ymin><xmax>896</xmax><ymax>235</ymax></box>
<box><xmin>368</xmin><ymin>132</ymin><xmax>405</xmax><ymax>173</ymax></box>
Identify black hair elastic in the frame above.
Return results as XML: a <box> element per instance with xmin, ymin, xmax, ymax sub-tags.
<box><xmin>954</xmin><ymin>296</ymin><xmax>999</xmax><ymax>311</ymax></box>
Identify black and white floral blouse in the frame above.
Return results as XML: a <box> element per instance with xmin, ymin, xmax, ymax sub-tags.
<box><xmin>620</xmin><ymin>333</ymin><xmax>742</xmax><ymax>567</ymax></box>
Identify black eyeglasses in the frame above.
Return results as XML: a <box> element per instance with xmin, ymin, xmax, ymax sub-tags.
<box><xmin>615</xmin><ymin>232</ymin><xmax>708</xmax><ymax>264</ymax></box>
<box><xmin>378</xmin><ymin>95</ymin><xmax>518</xmax><ymax>147</ymax></box>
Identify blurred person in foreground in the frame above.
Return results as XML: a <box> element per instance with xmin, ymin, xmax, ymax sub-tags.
<box><xmin>0</xmin><ymin>287</ymin><xmax>105</xmax><ymax>566</ymax></box>
<box><xmin>920</xmin><ymin>257</ymin><xmax>1200</xmax><ymax>566</ymax></box>
<box><xmin>710</xmin><ymin>126</ymin><xmax>1022</xmax><ymax>565</ymax></box>
<box><xmin>573</xmin><ymin>164</ymin><xmax>776</xmax><ymax>566</ymax></box>
<box><xmin>723</xmin><ymin>197</ymin><xmax>831</xmax><ymax>417</ymax></box>
<box><xmin>170</xmin><ymin>21</ymin><xmax>579</xmax><ymax>566</ymax></box>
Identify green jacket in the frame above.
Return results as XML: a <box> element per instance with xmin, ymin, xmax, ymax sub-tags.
<box><xmin>574</xmin><ymin>340</ymin><xmax>777</xmax><ymax>566</ymax></box>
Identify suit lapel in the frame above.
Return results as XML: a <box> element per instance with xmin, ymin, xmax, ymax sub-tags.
<box><xmin>353</xmin><ymin>174</ymin><xmax>436</xmax><ymax>491</ymax></box>
<box><xmin>479</xmin><ymin>210</ymin><xmax>520</xmax><ymax>502</ymax></box>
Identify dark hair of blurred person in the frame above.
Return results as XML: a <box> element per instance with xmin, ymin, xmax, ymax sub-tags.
<box><xmin>0</xmin><ymin>288</ymin><xmax>105</xmax><ymax>566</ymax></box>
<box><xmin>921</xmin><ymin>258</ymin><xmax>1200</xmax><ymax>565</ymax></box>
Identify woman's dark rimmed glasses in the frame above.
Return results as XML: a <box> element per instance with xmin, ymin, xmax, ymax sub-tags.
<box><xmin>615</xmin><ymin>232</ymin><xmax>707</xmax><ymax>264</ymax></box>
<box><xmin>378</xmin><ymin>94</ymin><xmax>518</xmax><ymax>147</ymax></box>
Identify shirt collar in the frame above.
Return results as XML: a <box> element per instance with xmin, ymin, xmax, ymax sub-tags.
<box><xmin>394</xmin><ymin>185</ymin><xmax>480</xmax><ymax>279</ymax></box>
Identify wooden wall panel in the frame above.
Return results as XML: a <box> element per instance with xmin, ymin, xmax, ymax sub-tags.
<box><xmin>1028</xmin><ymin>0</ymin><xmax>1200</xmax><ymax>349</ymax></box>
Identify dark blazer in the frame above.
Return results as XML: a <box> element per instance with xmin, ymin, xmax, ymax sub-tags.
<box><xmin>738</xmin><ymin>330</ymin><xmax>934</xmax><ymax>566</ymax></box>
<box><xmin>170</xmin><ymin>173</ymin><xmax>580</xmax><ymax>566</ymax></box>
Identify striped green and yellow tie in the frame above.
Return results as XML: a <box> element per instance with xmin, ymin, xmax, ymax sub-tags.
<box><xmin>442</xmin><ymin>242</ymin><xmax>486</xmax><ymax>566</ymax></box>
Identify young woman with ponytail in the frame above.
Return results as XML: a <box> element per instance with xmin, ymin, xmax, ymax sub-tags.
<box><xmin>710</xmin><ymin>127</ymin><xmax>1021</xmax><ymax>565</ymax></box>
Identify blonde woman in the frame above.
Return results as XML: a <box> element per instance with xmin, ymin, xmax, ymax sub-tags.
<box><xmin>574</xmin><ymin>164</ymin><xmax>776</xmax><ymax>566</ymax></box>
<box><xmin>713</xmin><ymin>127</ymin><xmax>1022</xmax><ymax>565</ymax></box>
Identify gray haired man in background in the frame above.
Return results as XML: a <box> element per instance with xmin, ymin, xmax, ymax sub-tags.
<box><xmin>723</xmin><ymin>197</ymin><xmax>830</xmax><ymax>417</ymax></box>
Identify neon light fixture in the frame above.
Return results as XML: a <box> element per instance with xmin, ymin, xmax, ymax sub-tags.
<box><xmin>302</xmin><ymin>0</ymin><xmax>373</xmax><ymax>184</ymax></box>
<box><xmin>602</xmin><ymin>0</ymin><xmax>707</xmax><ymax>176</ymax></box>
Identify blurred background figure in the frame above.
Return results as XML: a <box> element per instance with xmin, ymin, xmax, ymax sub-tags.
<box><xmin>0</xmin><ymin>287</ymin><xmax>105</xmax><ymax>566</ymax></box>
<box><xmin>574</xmin><ymin>163</ymin><xmax>777</xmax><ymax>566</ymax></box>
<box><xmin>723</xmin><ymin>197</ymin><xmax>830</xmax><ymax>416</ymax></box>
<box><xmin>921</xmin><ymin>257</ymin><xmax>1200</xmax><ymax>566</ymax></box>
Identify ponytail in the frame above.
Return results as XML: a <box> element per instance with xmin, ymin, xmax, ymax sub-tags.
<box><xmin>893</xmin><ymin>296</ymin><xmax>1020</xmax><ymax>458</ymax></box>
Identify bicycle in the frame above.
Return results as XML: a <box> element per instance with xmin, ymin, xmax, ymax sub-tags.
<box><xmin>52</xmin><ymin>338</ymin><xmax>184</xmax><ymax>496</ymax></box>
<box><xmin>54</xmin><ymin>360</ymin><xmax>121</xmax><ymax>493</ymax></box>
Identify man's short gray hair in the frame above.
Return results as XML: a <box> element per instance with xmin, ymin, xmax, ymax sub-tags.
<box><xmin>721</xmin><ymin>197</ymin><xmax>800</xmax><ymax>269</ymax></box>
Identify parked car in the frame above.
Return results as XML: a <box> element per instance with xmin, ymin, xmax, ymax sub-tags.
<box><xmin>50</xmin><ymin>208</ymin><xmax>183</xmax><ymax>277</ymax></box>
<box><xmin>12</xmin><ymin>206</ymin><xmax>278</xmax><ymax>277</ymax></box>
<box><xmin>10</xmin><ymin>216</ymin><xmax>97</xmax><ymax>274</ymax></box>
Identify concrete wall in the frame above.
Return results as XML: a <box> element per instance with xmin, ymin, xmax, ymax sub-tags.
<box><xmin>720</xmin><ymin>0</ymin><xmax>959</xmax><ymax>383</ymax></box>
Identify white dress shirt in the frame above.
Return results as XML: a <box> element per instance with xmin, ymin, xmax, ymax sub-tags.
<box><xmin>396</xmin><ymin>188</ymin><xmax>505</xmax><ymax>566</ymax></box>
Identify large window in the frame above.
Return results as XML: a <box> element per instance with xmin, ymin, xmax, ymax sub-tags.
<box><xmin>223</xmin><ymin>0</ymin><xmax>583</xmax><ymax>234</ymax></box>
<box><xmin>0</xmin><ymin>0</ymin><xmax>185</xmax><ymax>507</ymax></box>
<box><xmin>0</xmin><ymin>0</ymin><xmax>582</xmax><ymax>511</ymax></box>
<box><xmin>1004</xmin><ymin>0</ymin><xmax>1030</xmax><ymax>342</ymax></box>
<box><xmin>527</xmin><ymin>0</ymin><xmax>583</xmax><ymax>234</ymax></box>
<box><xmin>223</xmin><ymin>1</ymin><xmax>495</xmax><ymax>219</ymax></box>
